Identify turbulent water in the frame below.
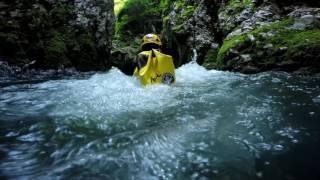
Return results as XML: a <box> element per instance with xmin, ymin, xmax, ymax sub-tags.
<box><xmin>1</xmin><ymin>63</ymin><xmax>320</xmax><ymax>180</ymax></box>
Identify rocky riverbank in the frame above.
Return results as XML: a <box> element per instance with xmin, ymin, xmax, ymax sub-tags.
<box><xmin>1</xmin><ymin>0</ymin><xmax>319</xmax><ymax>76</ymax></box>
<box><xmin>113</xmin><ymin>0</ymin><xmax>320</xmax><ymax>75</ymax></box>
<box><xmin>206</xmin><ymin>1</ymin><xmax>320</xmax><ymax>75</ymax></box>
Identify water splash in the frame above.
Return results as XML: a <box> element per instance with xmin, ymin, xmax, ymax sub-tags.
<box><xmin>191</xmin><ymin>48</ymin><xmax>198</xmax><ymax>64</ymax></box>
<box><xmin>1</xmin><ymin>63</ymin><xmax>320</xmax><ymax>179</ymax></box>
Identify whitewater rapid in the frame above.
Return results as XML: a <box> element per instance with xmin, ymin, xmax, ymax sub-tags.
<box><xmin>1</xmin><ymin>63</ymin><xmax>320</xmax><ymax>179</ymax></box>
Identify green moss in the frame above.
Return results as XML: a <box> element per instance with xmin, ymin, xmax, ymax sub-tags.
<box><xmin>172</xmin><ymin>24</ymin><xmax>185</xmax><ymax>33</ymax></box>
<box><xmin>227</xmin><ymin>0</ymin><xmax>253</xmax><ymax>12</ymax></box>
<box><xmin>203</xmin><ymin>49</ymin><xmax>219</xmax><ymax>69</ymax></box>
<box><xmin>160</xmin><ymin>0</ymin><xmax>173</xmax><ymax>15</ymax></box>
<box><xmin>270</xmin><ymin>30</ymin><xmax>320</xmax><ymax>62</ymax></box>
<box><xmin>248</xmin><ymin>18</ymin><xmax>320</xmax><ymax>50</ymax></box>
<box><xmin>217</xmin><ymin>18</ymin><xmax>320</xmax><ymax>69</ymax></box>
<box><xmin>218</xmin><ymin>0</ymin><xmax>254</xmax><ymax>34</ymax></box>
<box><xmin>176</xmin><ymin>0</ymin><xmax>185</xmax><ymax>9</ymax></box>
<box><xmin>217</xmin><ymin>34</ymin><xmax>246</xmax><ymax>65</ymax></box>
<box><xmin>115</xmin><ymin>15</ymin><xmax>129</xmax><ymax>34</ymax></box>
<box><xmin>115</xmin><ymin>0</ymin><xmax>163</xmax><ymax>36</ymax></box>
<box><xmin>44</xmin><ymin>31</ymin><xmax>69</xmax><ymax>67</ymax></box>
<box><xmin>251</xmin><ymin>18</ymin><xmax>294</xmax><ymax>35</ymax></box>
<box><xmin>183</xmin><ymin>5</ymin><xmax>195</xmax><ymax>18</ymax></box>
<box><xmin>217</xmin><ymin>19</ymin><xmax>294</xmax><ymax>64</ymax></box>
<box><xmin>173</xmin><ymin>0</ymin><xmax>196</xmax><ymax>25</ymax></box>
<box><xmin>114</xmin><ymin>0</ymin><xmax>127</xmax><ymax>16</ymax></box>
<box><xmin>278</xmin><ymin>30</ymin><xmax>320</xmax><ymax>46</ymax></box>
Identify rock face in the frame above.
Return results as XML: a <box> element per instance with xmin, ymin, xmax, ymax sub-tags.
<box><xmin>202</xmin><ymin>0</ymin><xmax>320</xmax><ymax>75</ymax></box>
<box><xmin>113</xmin><ymin>0</ymin><xmax>320</xmax><ymax>75</ymax></box>
<box><xmin>0</xmin><ymin>0</ymin><xmax>114</xmax><ymax>71</ymax></box>
<box><xmin>162</xmin><ymin>0</ymin><xmax>220</xmax><ymax>66</ymax></box>
<box><xmin>112</xmin><ymin>0</ymin><xmax>221</xmax><ymax>72</ymax></box>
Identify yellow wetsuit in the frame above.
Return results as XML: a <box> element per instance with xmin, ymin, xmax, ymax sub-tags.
<box><xmin>134</xmin><ymin>50</ymin><xmax>175</xmax><ymax>86</ymax></box>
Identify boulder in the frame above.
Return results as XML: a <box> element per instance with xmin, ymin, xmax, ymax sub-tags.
<box><xmin>0</xmin><ymin>0</ymin><xmax>114</xmax><ymax>71</ymax></box>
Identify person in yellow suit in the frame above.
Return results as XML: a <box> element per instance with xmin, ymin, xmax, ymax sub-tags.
<box><xmin>134</xmin><ymin>34</ymin><xmax>176</xmax><ymax>86</ymax></box>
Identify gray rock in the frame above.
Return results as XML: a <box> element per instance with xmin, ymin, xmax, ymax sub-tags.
<box><xmin>74</xmin><ymin>0</ymin><xmax>114</xmax><ymax>48</ymax></box>
<box><xmin>263</xmin><ymin>43</ymin><xmax>274</xmax><ymax>49</ymax></box>
<box><xmin>247</xmin><ymin>34</ymin><xmax>256</xmax><ymax>42</ymax></box>
<box><xmin>211</xmin><ymin>43</ymin><xmax>219</xmax><ymax>49</ymax></box>
<box><xmin>236</xmin><ymin>9</ymin><xmax>254</xmax><ymax>24</ymax></box>
<box><xmin>229</xmin><ymin>48</ymin><xmax>240</xmax><ymax>55</ymax></box>
<box><xmin>0</xmin><ymin>61</ymin><xmax>13</xmax><ymax>76</ymax></box>
<box><xmin>0</xmin><ymin>0</ymin><xmax>114</xmax><ymax>70</ymax></box>
<box><xmin>241</xmin><ymin>65</ymin><xmax>260</xmax><ymax>74</ymax></box>
<box><xmin>289</xmin><ymin>7</ymin><xmax>320</xmax><ymax>18</ymax></box>
<box><xmin>240</xmin><ymin>54</ymin><xmax>252</xmax><ymax>62</ymax></box>
<box><xmin>226</xmin><ymin>29</ymin><xmax>243</xmax><ymax>40</ymax></box>
<box><xmin>279</xmin><ymin>47</ymin><xmax>288</xmax><ymax>51</ymax></box>
<box><xmin>163</xmin><ymin>0</ymin><xmax>218</xmax><ymax>65</ymax></box>
<box><xmin>291</xmin><ymin>15</ymin><xmax>320</xmax><ymax>30</ymax></box>
<box><xmin>225</xmin><ymin>5</ymin><xmax>281</xmax><ymax>39</ymax></box>
<box><xmin>259</xmin><ymin>31</ymin><xmax>276</xmax><ymax>38</ymax></box>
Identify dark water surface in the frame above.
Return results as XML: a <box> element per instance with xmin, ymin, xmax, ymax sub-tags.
<box><xmin>1</xmin><ymin>64</ymin><xmax>320</xmax><ymax>180</ymax></box>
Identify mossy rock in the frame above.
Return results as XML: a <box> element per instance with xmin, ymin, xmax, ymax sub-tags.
<box><xmin>219</xmin><ymin>0</ymin><xmax>254</xmax><ymax>35</ymax></box>
<box><xmin>203</xmin><ymin>48</ymin><xmax>219</xmax><ymax>69</ymax></box>
<box><xmin>115</xmin><ymin>0</ymin><xmax>164</xmax><ymax>35</ymax></box>
<box><xmin>215</xmin><ymin>18</ymin><xmax>320</xmax><ymax>74</ymax></box>
<box><xmin>44</xmin><ymin>31</ymin><xmax>70</xmax><ymax>68</ymax></box>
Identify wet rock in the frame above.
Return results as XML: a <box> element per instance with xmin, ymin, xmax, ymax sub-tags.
<box><xmin>279</xmin><ymin>47</ymin><xmax>288</xmax><ymax>51</ymax></box>
<box><xmin>225</xmin><ymin>49</ymin><xmax>240</xmax><ymax>61</ymax></box>
<box><xmin>240</xmin><ymin>54</ymin><xmax>252</xmax><ymax>62</ymax></box>
<box><xmin>111</xmin><ymin>46</ymin><xmax>138</xmax><ymax>75</ymax></box>
<box><xmin>241</xmin><ymin>65</ymin><xmax>260</xmax><ymax>74</ymax></box>
<box><xmin>247</xmin><ymin>34</ymin><xmax>256</xmax><ymax>42</ymax></box>
<box><xmin>288</xmin><ymin>7</ymin><xmax>320</xmax><ymax>18</ymax></box>
<box><xmin>259</xmin><ymin>31</ymin><xmax>276</xmax><ymax>38</ymax></box>
<box><xmin>223</xmin><ymin>4</ymin><xmax>281</xmax><ymax>39</ymax></box>
<box><xmin>216</xmin><ymin>12</ymin><xmax>320</xmax><ymax>75</ymax></box>
<box><xmin>263</xmin><ymin>44</ymin><xmax>274</xmax><ymax>49</ymax></box>
<box><xmin>226</xmin><ymin>29</ymin><xmax>243</xmax><ymax>40</ymax></box>
<box><xmin>0</xmin><ymin>0</ymin><xmax>114</xmax><ymax>71</ymax></box>
<box><xmin>162</xmin><ymin>0</ymin><xmax>218</xmax><ymax>65</ymax></box>
<box><xmin>0</xmin><ymin>61</ymin><xmax>13</xmax><ymax>77</ymax></box>
<box><xmin>291</xmin><ymin>15</ymin><xmax>320</xmax><ymax>30</ymax></box>
<box><xmin>236</xmin><ymin>9</ymin><xmax>254</xmax><ymax>24</ymax></box>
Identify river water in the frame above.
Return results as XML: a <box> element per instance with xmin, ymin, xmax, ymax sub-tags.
<box><xmin>1</xmin><ymin>63</ymin><xmax>320</xmax><ymax>180</ymax></box>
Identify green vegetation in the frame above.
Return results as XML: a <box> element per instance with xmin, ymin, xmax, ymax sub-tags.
<box><xmin>115</xmin><ymin>0</ymin><xmax>162</xmax><ymax>35</ymax></box>
<box><xmin>219</xmin><ymin>0</ymin><xmax>254</xmax><ymax>33</ymax></box>
<box><xmin>203</xmin><ymin>49</ymin><xmax>219</xmax><ymax>68</ymax></box>
<box><xmin>114</xmin><ymin>0</ymin><xmax>195</xmax><ymax>37</ymax></box>
<box><xmin>173</xmin><ymin>0</ymin><xmax>196</xmax><ymax>27</ymax></box>
<box><xmin>113</xmin><ymin>0</ymin><xmax>174</xmax><ymax>65</ymax></box>
<box><xmin>160</xmin><ymin>0</ymin><xmax>173</xmax><ymax>15</ymax></box>
<box><xmin>114</xmin><ymin>0</ymin><xmax>127</xmax><ymax>16</ymax></box>
<box><xmin>227</xmin><ymin>0</ymin><xmax>253</xmax><ymax>11</ymax></box>
<box><xmin>217</xmin><ymin>19</ymin><xmax>294</xmax><ymax>63</ymax></box>
<box><xmin>214</xmin><ymin>18</ymin><xmax>320</xmax><ymax>69</ymax></box>
<box><xmin>45</xmin><ymin>31</ymin><xmax>69</xmax><ymax>67</ymax></box>
<box><xmin>216</xmin><ymin>35</ymin><xmax>246</xmax><ymax>65</ymax></box>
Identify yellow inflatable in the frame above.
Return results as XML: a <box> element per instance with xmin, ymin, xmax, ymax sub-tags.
<box><xmin>134</xmin><ymin>50</ymin><xmax>175</xmax><ymax>86</ymax></box>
